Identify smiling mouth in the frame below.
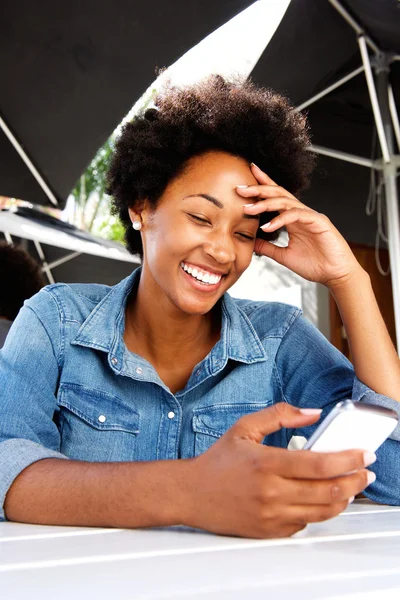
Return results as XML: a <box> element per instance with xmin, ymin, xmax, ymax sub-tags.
<box><xmin>180</xmin><ymin>262</ymin><xmax>224</xmax><ymax>286</ymax></box>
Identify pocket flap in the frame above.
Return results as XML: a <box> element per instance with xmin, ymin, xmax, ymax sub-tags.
<box><xmin>192</xmin><ymin>403</ymin><xmax>269</xmax><ymax>438</ymax></box>
<box><xmin>58</xmin><ymin>383</ymin><xmax>140</xmax><ymax>433</ymax></box>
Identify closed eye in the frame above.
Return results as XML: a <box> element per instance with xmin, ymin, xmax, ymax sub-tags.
<box><xmin>188</xmin><ymin>214</ymin><xmax>210</xmax><ymax>224</ymax></box>
<box><xmin>188</xmin><ymin>213</ymin><xmax>255</xmax><ymax>241</ymax></box>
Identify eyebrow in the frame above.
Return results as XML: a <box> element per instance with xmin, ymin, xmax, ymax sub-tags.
<box><xmin>183</xmin><ymin>193</ymin><xmax>259</xmax><ymax>221</ymax></box>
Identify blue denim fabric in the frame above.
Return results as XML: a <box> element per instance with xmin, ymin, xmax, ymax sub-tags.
<box><xmin>1</xmin><ymin>267</ymin><xmax>399</xmax><ymax>520</ymax></box>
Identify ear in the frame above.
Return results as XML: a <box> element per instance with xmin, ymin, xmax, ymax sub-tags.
<box><xmin>128</xmin><ymin>198</ymin><xmax>147</xmax><ymax>221</ymax></box>
<box><xmin>128</xmin><ymin>207</ymin><xmax>140</xmax><ymax>224</ymax></box>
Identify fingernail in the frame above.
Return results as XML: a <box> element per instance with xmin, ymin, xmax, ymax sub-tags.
<box><xmin>244</xmin><ymin>203</ymin><xmax>255</xmax><ymax>207</ymax></box>
<box><xmin>251</xmin><ymin>162</ymin><xmax>260</xmax><ymax>169</ymax></box>
<box><xmin>299</xmin><ymin>408</ymin><xmax>322</xmax><ymax>415</ymax></box>
<box><xmin>236</xmin><ymin>185</ymin><xmax>248</xmax><ymax>189</ymax></box>
<box><xmin>367</xmin><ymin>471</ymin><xmax>376</xmax><ymax>485</ymax></box>
<box><xmin>260</xmin><ymin>223</ymin><xmax>271</xmax><ymax>230</ymax></box>
<box><xmin>348</xmin><ymin>496</ymin><xmax>355</xmax><ymax>504</ymax></box>
<box><xmin>363</xmin><ymin>451</ymin><xmax>377</xmax><ymax>467</ymax></box>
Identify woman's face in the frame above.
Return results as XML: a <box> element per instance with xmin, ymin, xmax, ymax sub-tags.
<box><xmin>131</xmin><ymin>151</ymin><xmax>260</xmax><ymax>315</ymax></box>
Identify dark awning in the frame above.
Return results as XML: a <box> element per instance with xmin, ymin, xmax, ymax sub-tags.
<box><xmin>0</xmin><ymin>0</ymin><xmax>253</xmax><ymax>209</ymax></box>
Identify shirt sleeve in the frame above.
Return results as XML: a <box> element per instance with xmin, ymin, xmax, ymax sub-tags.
<box><xmin>0</xmin><ymin>289</ymin><xmax>69</xmax><ymax>521</ymax></box>
<box><xmin>276</xmin><ymin>313</ymin><xmax>400</xmax><ymax>505</ymax></box>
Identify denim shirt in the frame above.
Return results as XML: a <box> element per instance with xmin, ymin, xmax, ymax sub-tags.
<box><xmin>1</xmin><ymin>267</ymin><xmax>400</xmax><ymax>520</ymax></box>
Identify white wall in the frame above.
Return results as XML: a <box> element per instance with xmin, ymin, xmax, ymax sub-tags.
<box><xmin>230</xmin><ymin>254</ymin><xmax>331</xmax><ymax>339</ymax></box>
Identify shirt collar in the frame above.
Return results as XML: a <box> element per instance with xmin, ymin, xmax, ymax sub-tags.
<box><xmin>72</xmin><ymin>267</ymin><xmax>139</xmax><ymax>356</ymax></box>
<box><xmin>72</xmin><ymin>266</ymin><xmax>267</xmax><ymax>367</ymax></box>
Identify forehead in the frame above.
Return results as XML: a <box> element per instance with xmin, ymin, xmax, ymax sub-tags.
<box><xmin>167</xmin><ymin>151</ymin><xmax>258</xmax><ymax>195</ymax></box>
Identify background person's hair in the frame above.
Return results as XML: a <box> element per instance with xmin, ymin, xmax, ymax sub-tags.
<box><xmin>107</xmin><ymin>75</ymin><xmax>316</xmax><ymax>258</ymax></box>
<box><xmin>0</xmin><ymin>242</ymin><xmax>46</xmax><ymax>321</ymax></box>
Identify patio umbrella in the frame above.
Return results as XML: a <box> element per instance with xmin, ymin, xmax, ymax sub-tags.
<box><xmin>0</xmin><ymin>0</ymin><xmax>252</xmax><ymax>209</ymax></box>
<box><xmin>0</xmin><ymin>206</ymin><xmax>139</xmax><ymax>285</ymax></box>
<box><xmin>250</xmin><ymin>0</ymin><xmax>400</xmax><ymax>351</ymax></box>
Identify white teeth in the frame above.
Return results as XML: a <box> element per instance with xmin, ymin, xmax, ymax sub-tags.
<box><xmin>181</xmin><ymin>262</ymin><xmax>222</xmax><ymax>285</ymax></box>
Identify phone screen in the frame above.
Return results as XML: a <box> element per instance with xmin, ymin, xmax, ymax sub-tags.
<box><xmin>303</xmin><ymin>401</ymin><xmax>398</xmax><ymax>453</ymax></box>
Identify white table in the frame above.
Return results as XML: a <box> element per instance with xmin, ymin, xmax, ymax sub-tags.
<box><xmin>1</xmin><ymin>501</ymin><xmax>400</xmax><ymax>599</ymax></box>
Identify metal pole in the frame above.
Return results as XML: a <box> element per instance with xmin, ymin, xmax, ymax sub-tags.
<box><xmin>33</xmin><ymin>240</ymin><xmax>55</xmax><ymax>284</ymax></box>
<box><xmin>0</xmin><ymin>114</ymin><xmax>59</xmax><ymax>207</ymax></box>
<box><xmin>376</xmin><ymin>56</ymin><xmax>400</xmax><ymax>353</ymax></box>
<box><xmin>46</xmin><ymin>251</ymin><xmax>82</xmax><ymax>271</ymax></box>
<box><xmin>296</xmin><ymin>66</ymin><xmax>364</xmax><ymax>112</ymax></box>
<box><xmin>388</xmin><ymin>84</ymin><xmax>400</xmax><ymax>152</ymax></box>
<box><xmin>358</xmin><ymin>37</ymin><xmax>391</xmax><ymax>164</ymax></box>
<box><xmin>310</xmin><ymin>145</ymin><xmax>381</xmax><ymax>169</ymax></box>
<box><xmin>328</xmin><ymin>0</ymin><xmax>380</xmax><ymax>54</ymax></box>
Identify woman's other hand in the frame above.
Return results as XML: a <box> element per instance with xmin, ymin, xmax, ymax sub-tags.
<box><xmin>182</xmin><ymin>403</ymin><xmax>375</xmax><ymax>539</ymax></box>
<box><xmin>236</xmin><ymin>163</ymin><xmax>363</xmax><ymax>289</ymax></box>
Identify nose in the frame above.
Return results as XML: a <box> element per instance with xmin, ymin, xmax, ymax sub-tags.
<box><xmin>202</xmin><ymin>231</ymin><xmax>236</xmax><ymax>265</ymax></box>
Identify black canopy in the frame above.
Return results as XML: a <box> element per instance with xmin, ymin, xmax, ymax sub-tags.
<box><xmin>250</xmin><ymin>0</ymin><xmax>400</xmax><ymax>247</ymax></box>
<box><xmin>0</xmin><ymin>0</ymin><xmax>252</xmax><ymax>209</ymax></box>
<box><xmin>250</xmin><ymin>0</ymin><xmax>400</xmax><ymax>349</ymax></box>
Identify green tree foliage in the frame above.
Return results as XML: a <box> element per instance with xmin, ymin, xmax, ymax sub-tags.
<box><xmin>70</xmin><ymin>81</ymin><xmax>159</xmax><ymax>243</ymax></box>
<box><xmin>71</xmin><ymin>136</ymin><xmax>115</xmax><ymax>233</ymax></box>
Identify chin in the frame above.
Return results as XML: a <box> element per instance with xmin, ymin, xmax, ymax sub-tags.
<box><xmin>174</xmin><ymin>291</ymin><xmax>223</xmax><ymax>316</ymax></box>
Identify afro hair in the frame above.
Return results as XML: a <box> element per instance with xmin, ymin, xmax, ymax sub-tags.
<box><xmin>107</xmin><ymin>75</ymin><xmax>316</xmax><ymax>257</ymax></box>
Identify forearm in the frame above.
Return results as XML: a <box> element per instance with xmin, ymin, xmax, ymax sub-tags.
<box><xmin>4</xmin><ymin>457</ymin><xmax>196</xmax><ymax>528</ymax></box>
<box><xmin>330</xmin><ymin>268</ymin><xmax>400</xmax><ymax>401</ymax></box>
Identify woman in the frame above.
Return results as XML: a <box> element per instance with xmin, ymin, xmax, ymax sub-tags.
<box><xmin>1</xmin><ymin>76</ymin><xmax>399</xmax><ymax>539</ymax></box>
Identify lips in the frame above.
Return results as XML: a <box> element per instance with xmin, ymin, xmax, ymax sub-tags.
<box><xmin>180</xmin><ymin>261</ymin><xmax>224</xmax><ymax>285</ymax></box>
<box><xmin>180</xmin><ymin>262</ymin><xmax>224</xmax><ymax>292</ymax></box>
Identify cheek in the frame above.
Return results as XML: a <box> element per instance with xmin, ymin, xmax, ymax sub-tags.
<box><xmin>143</xmin><ymin>217</ymin><xmax>191</xmax><ymax>267</ymax></box>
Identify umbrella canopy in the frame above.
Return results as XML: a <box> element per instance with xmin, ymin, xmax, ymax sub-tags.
<box><xmin>0</xmin><ymin>207</ymin><xmax>139</xmax><ymax>285</ymax></box>
<box><xmin>250</xmin><ymin>0</ymin><xmax>400</xmax><ymax>350</ymax></box>
<box><xmin>0</xmin><ymin>0</ymin><xmax>252</xmax><ymax>209</ymax></box>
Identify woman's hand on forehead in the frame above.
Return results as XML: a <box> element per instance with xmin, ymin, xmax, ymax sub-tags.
<box><xmin>235</xmin><ymin>163</ymin><xmax>362</xmax><ymax>289</ymax></box>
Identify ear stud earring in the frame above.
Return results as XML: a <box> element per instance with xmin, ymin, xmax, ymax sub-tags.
<box><xmin>132</xmin><ymin>221</ymin><xmax>142</xmax><ymax>231</ymax></box>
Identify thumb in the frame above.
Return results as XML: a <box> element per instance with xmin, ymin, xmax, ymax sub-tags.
<box><xmin>254</xmin><ymin>238</ymin><xmax>286</xmax><ymax>265</ymax></box>
<box><xmin>229</xmin><ymin>403</ymin><xmax>321</xmax><ymax>444</ymax></box>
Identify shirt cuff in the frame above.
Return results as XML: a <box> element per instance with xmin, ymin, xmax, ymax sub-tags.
<box><xmin>0</xmin><ymin>438</ymin><xmax>69</xmax><ymax>521</ymax></box>
<box><xmin>352</xmin><ymin>376</ymin><xmax>400</xmax><ymax>442</ymax></box>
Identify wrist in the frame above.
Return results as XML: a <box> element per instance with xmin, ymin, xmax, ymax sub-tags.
<box><xmin>326</xmin><ymin>266</ymin><xmax>369</xmax><ymax>296</ymax></box>
<box><xmin>165</xmin><ymin>457</ymin><xmax>199</xmax><ymax>527</ymax></box>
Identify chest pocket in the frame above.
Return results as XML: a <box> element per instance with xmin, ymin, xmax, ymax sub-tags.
<box><xmin>192</xmin><ymin>403</ymin><xmax>270</xmax><ymax>456</ymax></box>
<box><xmin>58</xmin><ymin>383</ymin><xmax>140</xmax><ymax>462</ymax></box>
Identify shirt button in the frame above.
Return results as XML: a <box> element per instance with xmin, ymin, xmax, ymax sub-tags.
<box><xmin>195</xmin><ymin>369</ymin><xmax>201</xmax><ymax>377</ymax></box>
<box><xmin>168</xmin><ymin>411</ymin><xmax>175</xmax><ymax>419</ymax></box>
<box><xmin>136</xmin><ymin>367</ymin><xmax>143</xmax><ymax>375</ymax></box>
<box><xmin>98</xmin><ymin>415</ymin><xmax>106</xmax><ymax>423</ymax></box>
<box><xmin>111</xmin><ymin>357</ymin><xmax>118</xmax><ymax>365</ymax></box>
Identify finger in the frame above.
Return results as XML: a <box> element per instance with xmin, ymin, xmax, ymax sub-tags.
<box><xmin>285</xmin><ymin>500</ymin><xmax>349</xmax><ymax>526</ymax></box>
<box><xmin>250</xmin><ymin>162</ymin><xmax>278</xmax><ymax>186</ymax></box>
<box><xmin>254</xmin><ymin>446</ymin><xmax>376</xmax><ymax>480</ymax></box>
<box><xmin>236</xmin><ymin>185</ymin><xmax>297</xmax><ymax>201</ymax></box>
<box><xmin>264</xmin><ymin>470</ymin><xmax>374</xmax><ymax>506</ymax></box>
<box><xmin>229</xmin><ymin>403</ymin><xmax>322</xmax><ymax>443</ymax></box>
<box><xmin>243</xmin><ymin>197</ymin><xmax>307</xmax><ymax>214</ymax></box>
<box><xmin>259</xmin><ymin>207</ymin><xmax>320</xmax><ymax>232</ymax></box>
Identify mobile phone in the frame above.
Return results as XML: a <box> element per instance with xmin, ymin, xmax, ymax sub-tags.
<box><xmin>303</xmin><ymin>400</ymin><xmax>398</xmax><ymax>453</ymax></box>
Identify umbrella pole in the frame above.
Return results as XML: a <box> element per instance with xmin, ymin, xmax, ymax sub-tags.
<box><xmin>375</xmin><ymin>56</ymin><xmax>400</xmax><ymax>355</ymax></box>
<box><xmin>327</xmin><ymin>2</ymin><xmax>400</xmax><ymax>353</ymax></box>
